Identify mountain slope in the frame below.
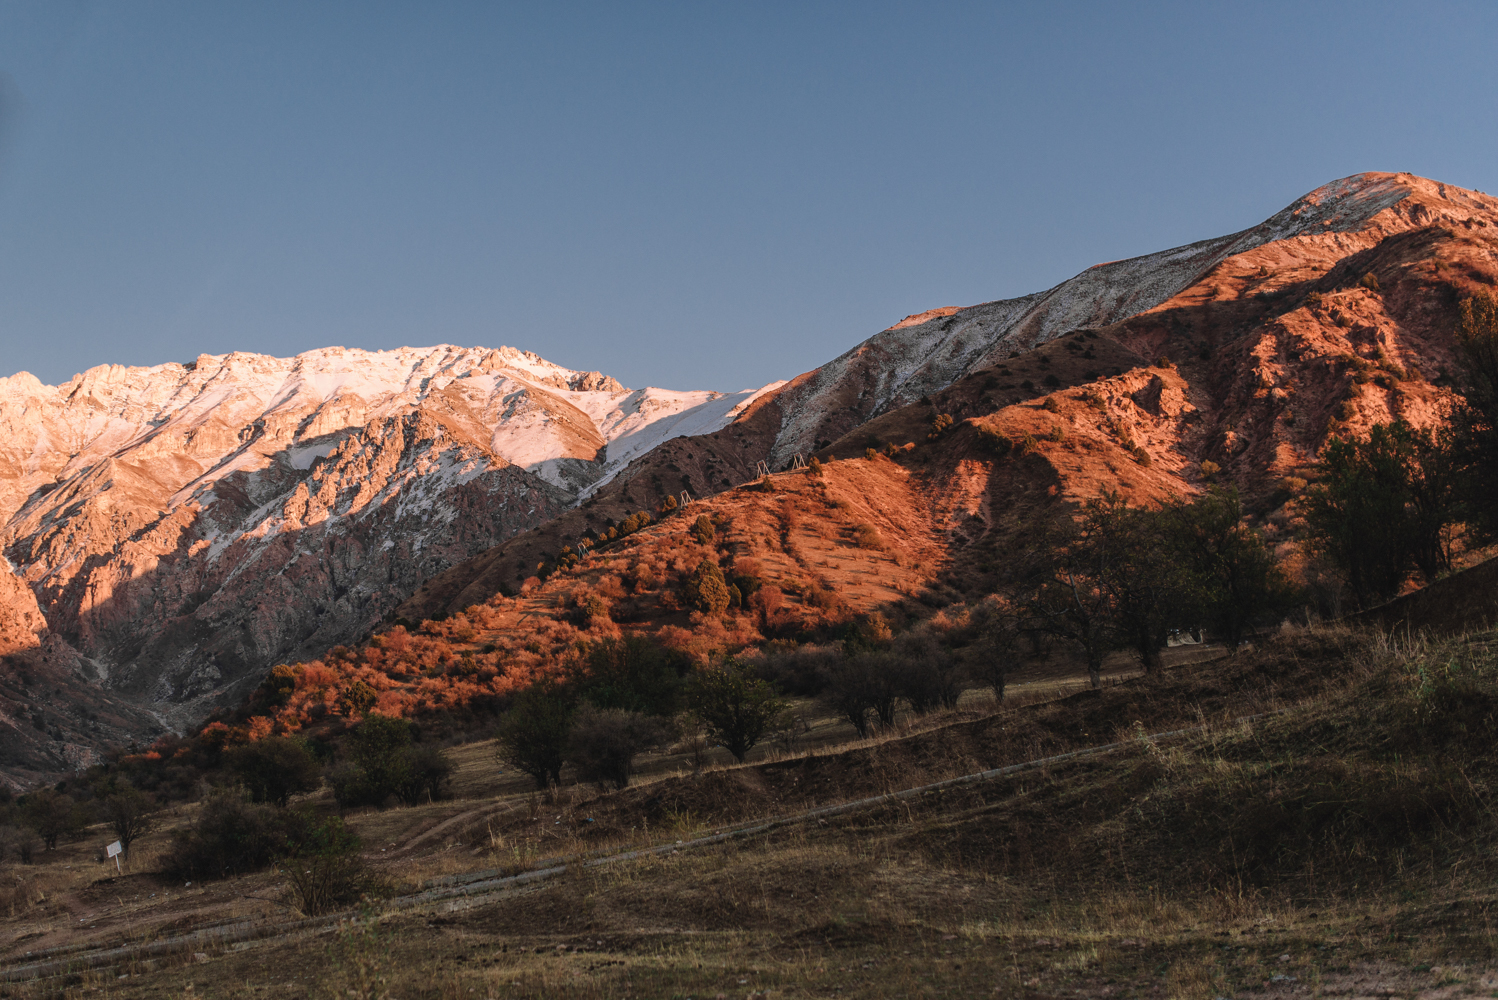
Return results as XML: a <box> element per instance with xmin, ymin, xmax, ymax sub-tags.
<box><xmin>0</xmin><ymin>346</ymin><xmax>775</xmax><ymax>767</ymax></box>
<box><xmin>8</xmin><ymin>170</ymin><xmax>1498</xmax><ymax>776</ymax></box>
<box><xmin>403</xmin><ymin>172</ymin><xmax>1498</xmax><ymax>622</ymax></box>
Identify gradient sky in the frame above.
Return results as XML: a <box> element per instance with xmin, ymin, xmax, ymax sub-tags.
<box><xmin>1</xmin><ymin>2</ymin><xmax>1496</xmax><ymax>392</ymax></box>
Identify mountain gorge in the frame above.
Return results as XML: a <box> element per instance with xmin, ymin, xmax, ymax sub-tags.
<box><xmin>3</xmin><ymin>170</ymin><xmax>1497</xmax><ymax>785</ymax></box>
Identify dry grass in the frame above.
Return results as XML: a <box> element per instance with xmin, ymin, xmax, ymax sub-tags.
<box><xmin>9</xmin><ymin>625</ymin><xmax>1498</xmax><ymax>997</ymax></box>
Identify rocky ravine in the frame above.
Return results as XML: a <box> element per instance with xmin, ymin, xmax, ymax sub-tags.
<box><xmin>0</xmin><ymin>345</ymin><xmax>777</xmax><ymax>780</ymax></box>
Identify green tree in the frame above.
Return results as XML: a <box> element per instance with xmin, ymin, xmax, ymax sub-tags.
<box><xmin>1301</xmin><ymin>421</ymin><xmax>1460</xmax><ymax>608</ymax></box>
<box><xmin>256</xmin><ymin>664</ymin><xmax>298</xmax><ymax>708</ymax></box>
<box><xmin>692</xmin><ymin>514</ymin><xmax>715</xmax><ymax>545</ymax></box>
<box><xmin>566</xmin><ymin>706</ymin><xmax>665</xmax><ymax>790</ymax></box>
<box><xmin>819</xmin><ymin>653</ymin><xmax>900</xmax><ymax>736</ymax></box>
<box><xmin>581</xmin><ymin>635</ymin><xmax>682</xmax><ymax>716</ymax></box>
<box><xmin>22</xmin><ymin>788</ymin><xmax>81</xmax><ymax>850</ymax></box>
<box><xmin>687</xmin><ymin>661</ymin><xmax>785</xmax><ymax>763</ymax></box>
<box><xmin>227</xmin><ymin>736</ymin><xmax>322</xmax><ymax>806</ymax></box>
<box><xmin>1166</xmin><ymin>488</ymin><xmax>1297</xmax><ymax>650</ymax></box>
<box><xmin>347</xmin><ymin>715</ymin><xmax>415</xmax><ymax>799</ymax></box>
<box><xmin>681</xmin><ymin>558</ymin><xmax>731</xmax><ymax>615</ymax></box>
<box><xmin>1021</xmin><ymin>498</ymin><xmax>1133</xmax><ymax>688</ymax></box>
<box><xmin>495</xmin><ymin>683</ymin><xmax>575</xmax><ymax>789</ymax></box>
<box><xmin>337</xmin><ymin>679</ymin><xmax>378</xmax><ymax>718</ymax></box>
<box><xmin>100</xmin><ymin>784</ymin><xmax>156</xmax><ymax>857</ymax></box>
<box><xmin>1453</xmin><ymin>293</ymin><xmax>1498</xmax><ymax>539</ymax></box>
<box><xmin>399</xmin><ymin>744</ymin><xmax>455</xmax><ymax>806</ymax></box>
<box><xmin>1093</xmin><ymin>496</ymin><xmax>1194</xmax><ymax>672</ymax></box>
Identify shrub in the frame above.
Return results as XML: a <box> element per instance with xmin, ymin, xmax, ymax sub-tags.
<box><xmin>1020</xmin><ymin>433</ymin><xmax>1039</xmax><ymax>455</ymax></box>
<box><xmin>865</xmin><ymin>447</ymin><xmax>879</xmax><ymax>460</ymax></box>
<box><xmin>0</xmin><ymin>826</ymin><xmax>35</xmax><ymax>865</ymax></box>
<box><xmin>1050</xmin><ymin>424</ymin><xmax>1067</xmax><ymax>443</ymax></box>
<box><xmin>1042</xmin><ymin>398</ymin><xmax>1060</xmax><ymax>413</ymax></box>
<box><xmin>853</xmin><ymin>523</ymin><xmax>884</xmax><ymax>550</ymax></box>
<box><xmin>802</xmin><ymin>580</ymin><xmax>843</xmax><ymax>611</ymax></box>
<box><xmin>660</xmin><ymin>494</ymin><xmax>678</xmax><ymax>513</ymax></box>
<box><xmin>747</xmin><ymin>643</ymin><xmax>839</xmax><ymax>696</ymax></box>
<box><xmin>495</xmin><ymin>684</ymin><xmax>574</xmax><ymax>789</ymax></box>
<box><xmin>566</xmin><ymin>707</ymin><xmax>666</xmax><ymax>790</ymax></box>
<box><xmin>687</xmin><ymin>661</ymin><xmax>785</xmax><ymax>763</ymax></box>
<box><xmin>1020</xmin><ymin>380</ymin><xmax>1034</xmax><ymax>391</ymax></box>
<box><xmin>227</xmin><ymin>736</ymin><xmax>321</xmax><ymax>806</ymax></box>
<box><xmin>1360</xmin><ymin>271</ymin><xmax>1381</xmax><ymax>292</ymax></box>
<box><xmin>1132</xmin><ymin>445</ymin><xmax>1151</xmax><ymax>466</ymax></box>
<box><xmin>1155</xmin><ymin>357</ymin><xmax>1172</xmax><ymax>369</ymax></box>
<box><xmin>282</xmin><ymin>814</ymin><xmax>382</xmax><ymax>916</ymax></box>
<box><xmin>162</xmin><ymin>792</ymin><xmax>298</xmax><ymax>881</ymax></box>
<box><xmin>977</xmin><ymin>426</ymin><xmax>1012</xmax><ymax>456</ymax></box>
<box><xmin>1043</xmin><ymin>374</ymin><xmax>1061</xmax><ymax>388</ymax></box>
<box><xmin>927</xmin><ymin>413</ymin><xmax>954</xmax><ymax>440</ymax></box>
<box><xmin>1199</xmin><ymin>459</ymin><xmax>1221</xmax><ymax>480</ymax></box>
<box><xmin>807</xmin><ymin>456</ymin><xmax>823</xmax><ymax>477</ymax></box>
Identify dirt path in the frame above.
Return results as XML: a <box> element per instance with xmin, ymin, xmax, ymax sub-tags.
<box><xmin>389</xmin><ymin>801</ymin><xmax>523</xmax><ymax>856</ymax></box>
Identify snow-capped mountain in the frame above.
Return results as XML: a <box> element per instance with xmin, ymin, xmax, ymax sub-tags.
<box><xmin>0</xmin><ymin>344</ymin><xmax>778</xmax><ymax>749</ymax></box>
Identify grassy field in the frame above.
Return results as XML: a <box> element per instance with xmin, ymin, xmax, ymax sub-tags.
<box><xmin>5</xmin><ymin>625</ymin><xmax>1498</xmax><ymax>998</ymax></box>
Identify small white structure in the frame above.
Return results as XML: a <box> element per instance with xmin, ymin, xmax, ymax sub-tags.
<box><xmin>106</xmin><ymin>840</ymin><xmax>123</xmax><ymax>872</ymax></box>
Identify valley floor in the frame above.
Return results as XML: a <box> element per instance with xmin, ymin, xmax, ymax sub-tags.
<box><xmin>4</xmin><ymin>626</ymin><xmax>1498</xmax><ymax>998</ymax></box>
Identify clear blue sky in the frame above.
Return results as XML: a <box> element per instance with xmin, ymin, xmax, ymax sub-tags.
<box><xmin>2</xmin><ymin>2</ymin><xmax>1496</xmax><ymax>392</ymax></box>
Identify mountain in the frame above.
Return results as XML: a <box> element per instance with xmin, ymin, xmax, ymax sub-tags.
<box><xmin>403</xmin><ymin>171</ymin><xmax>1498</xmax><ymax>619</ymax></box>
<box><xmin>6</xmin><ymin>170</ymin><xmax>1498</xmax><ymax>782</ymax></box>
<box><xmin>0</xmin><ymin>346</ymin><xmax>776</xmax><ymax>782</ymax></box>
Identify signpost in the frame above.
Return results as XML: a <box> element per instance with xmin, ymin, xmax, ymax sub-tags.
<box><xmin>106</xmin><ymin>840</ymin><xmax>123</xmax><ymax>872</ymax></box>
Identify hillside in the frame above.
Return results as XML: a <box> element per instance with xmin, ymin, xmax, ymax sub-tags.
<box><xmin>6</xmin><ymin>170</ymin><xmax>1498</xmax><ymax>776</ymax></box>
<box><xmin>404</xmin><ymin>174</ymin><xmax>1498</xmax><ymax>626</ymax></box>
<box><xmin>6</xmin><ymin>624</ymin><xmax>1498</xmax><ymax>997</ymax></box>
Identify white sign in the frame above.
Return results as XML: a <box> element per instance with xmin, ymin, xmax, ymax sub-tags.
<box><xmin>106</xmin><ymin>841</ymin><xmax>122</xmax><ymax>858</ymax></box>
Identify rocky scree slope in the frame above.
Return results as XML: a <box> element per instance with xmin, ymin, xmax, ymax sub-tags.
<box><xmin>0</xmin><ymin>345</ymin><xmax>775</xmax><ymax>771</ymax></box>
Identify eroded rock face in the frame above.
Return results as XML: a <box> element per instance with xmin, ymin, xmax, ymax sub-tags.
<box><xmin>0</xmin><ymin>345</ymin><xmax>779</xmax><ymax>753</ymax></box>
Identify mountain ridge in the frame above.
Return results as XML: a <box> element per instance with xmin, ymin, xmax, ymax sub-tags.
<box><xmin>6</xmin><ymin>169</ymin><xmax>1498</xmax><ymax>782</ymax></box>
